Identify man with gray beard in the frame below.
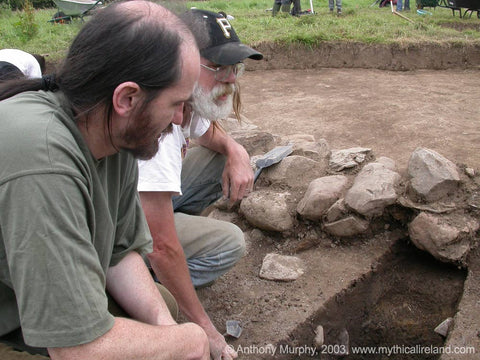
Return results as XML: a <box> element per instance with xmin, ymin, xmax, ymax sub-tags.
<box><xmin>137</xmin><ymin>9</ymin><xmax>262</xmax><ymax>360</ymax></box>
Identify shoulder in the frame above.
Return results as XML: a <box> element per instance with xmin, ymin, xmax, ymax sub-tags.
<box><xmin>0</xmin><ymin>92</ymin><xmax>87</xmax><ymax>179</ymax></box>
<box><xmin>187</xmin><ymin>113</ymin><xmax>211</xmax><ymax>138</ymax></box>
<box><xmin>0</xmin><ymin>49</ymin><xmax>41</xmax><ymax>78</ymax></box>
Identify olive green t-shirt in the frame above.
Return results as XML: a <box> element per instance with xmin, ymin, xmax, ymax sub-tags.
<box><xmin>0</xmin><ymin>91</ymin><xmax>153</xmax><ymax>348</ymax></box>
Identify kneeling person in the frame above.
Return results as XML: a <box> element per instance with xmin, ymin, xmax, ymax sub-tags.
<box><xmin>138</xmin><ymin>9</ymin><xmax>263</xmax><ymax>360</ymax></box>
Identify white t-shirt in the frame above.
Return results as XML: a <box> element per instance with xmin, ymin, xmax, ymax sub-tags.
<box><xmin>137</xmin><ymin>114</ymin><xmax>210</xmax><ymax>194</ymax></box>
<box><xmin>0</xmin><ymin>49</ymin><xmax>42</xmax><ymax>79</ymax></box>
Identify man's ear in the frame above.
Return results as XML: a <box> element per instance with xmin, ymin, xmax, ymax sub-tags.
<box><xmin>112</xmin><ymin>82</ymin><xmax>142</xmax><ymax>117</ymax></box>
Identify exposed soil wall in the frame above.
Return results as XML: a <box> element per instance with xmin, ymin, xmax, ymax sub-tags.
<box><xmin>246</xmin><ymin>42</ymin><xmax>480</xmax><ymax>71</ymax></box>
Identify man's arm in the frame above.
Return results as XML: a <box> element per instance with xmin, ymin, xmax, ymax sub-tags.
<box><xmin>139</xmin><ymin>191</ymin><xmax>237</xmax><ymax>360</ymax></box>
<box><xmin>48</xmin><ymin>318</ymin><xmax>208</xmax><ymax>360</ymax></box>
<box><xmin>48</xmin><ymin>251</ymin><xmax>209</xmax><ymax>360</ymax></box>
<box><xmin>197</xmin><ymin>123</ymin><xmax>253</xmax><ymax>202</ymax></box>
<box><xmin>105</xmin><ymin>251</ymin><xmax>176</xmax><ymax>326</ymax></box>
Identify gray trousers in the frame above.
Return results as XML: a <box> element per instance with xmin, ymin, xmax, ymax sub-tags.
<box><xmin>329</xmin><ymin>0</ymin><xmax>342</xmax><ymax>9</ymax></box>
<box><xmin>172</xmin><ymin>146</ymin><xmax>245</xmax><ymax>287</ymax></box>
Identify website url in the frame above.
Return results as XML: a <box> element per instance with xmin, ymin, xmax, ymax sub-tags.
<box><xmin>350</xmin><ymin>345</ymin><xmax>476</xmax><ymax>356</ymax></box>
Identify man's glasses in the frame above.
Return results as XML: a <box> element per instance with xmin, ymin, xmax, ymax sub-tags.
<box><xmin>200</xmin><ymin>63</ymin><xmax>245</xmax><ymax>82</ymax></box>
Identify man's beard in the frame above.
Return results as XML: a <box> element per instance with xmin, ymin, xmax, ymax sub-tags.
<box><xmin>191</xmin><ymin>83</ymin><xmax>235</xmax><ymax>120</ymax></box>
<box><xmin>121</xmin><ymin>112</ymin><xmax>173</xmax><ymax>160</ymax></box>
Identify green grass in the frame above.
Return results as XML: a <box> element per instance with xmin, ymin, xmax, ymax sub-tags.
<box><xmin>0</xmin><ymin>7</ymin><xmax>81</xmax><ymax>60</ymax></box>
<box><xmin>0</xmin><ymin>0</ymin><xmax>479</xmax><ymax>62</ymax></box>
<box><xmin>192</xmin><ymin>0</ymin><xmax>480</xmax><ymax>46</ymax></box>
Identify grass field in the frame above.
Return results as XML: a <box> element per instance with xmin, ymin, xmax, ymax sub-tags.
<box><xmin>0</xmin><ymin>0</ymin><xmax>479</xmax><ymax>62</ymax></box>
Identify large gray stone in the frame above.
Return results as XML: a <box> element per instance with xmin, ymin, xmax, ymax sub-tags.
<box><xmin>323</xmin><ymin>215</ymin><xmax>370</xmax><ymax>237</ymax></box>
<box><xmin>240</xmin><ymin>190</ymin><xmax>294</xmax><ymax>232</ymax></box>
<box><xmin>297</xmin><ymin>175</ymin><xmax>349</xmax><ymax>221</ymax></box>
<box><xmin>263</xmin><ymin>155</ymin><xmax>327</xmax><ymax>189</ymax></box>
<box><xmin>345</xmin><ymin>161</ymin><xmax>401</xmax><ymax>217</ymax></box>
<box><xmin>259</xmin><ymin>253</ymin><xmax>305</xmax><ymax>282</ymax></box>
<box><xmin>408</xmin><ymin>212</ymin><xmax>479</xmax><ymax>264</ymax></box>
<box><xmin>329</xmin><ymin>147</ymin><xmax>371</xmax><ymax>171</ymax></box>
<box><xmin>284</xmin><ymin>134</ymin><xmax>331</xmax><ymax>162</ymax></box>
<box><xmin>230</xmin><ymin>130</ymin><xmax>276</xmax><ymax>156</ymax></box>
<box><xmin>407</xmin><ymin>148</ymin><xmax>461</xmax><ymax>202</ymax></box>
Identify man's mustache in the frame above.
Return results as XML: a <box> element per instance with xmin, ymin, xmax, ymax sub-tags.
<box><xmin>213</xmin><ymin>83</ymin><xmax>235</xmax><ymax>97</ymax></box>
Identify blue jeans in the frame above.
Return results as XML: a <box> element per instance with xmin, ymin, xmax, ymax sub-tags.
<box><xmin>397</xmin><ymin>0</ymin><xmax>410</xmax><ymax>10</ymax></box>
<box><xmin>172</xmin><ymin>147</ymin><xmax>245</xmax><ymax>287</ymax></box>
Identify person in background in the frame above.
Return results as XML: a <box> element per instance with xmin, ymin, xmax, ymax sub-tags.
<box><xmin>271</xmin><ymin>0</ymin><xmax>301</xmax><ymax>16</ymax></box>
<box><xmin>138</xmin><ymin>8</ymin><xmax>263</xmax><ymax>360</ymax></box>
<box><xmin>397</xmin><ymin>0</ymin><xmax>410</xmax><ymax>11</ymax></box>
<box><xmin>0</xmin><ymin>48</ymin><xmax>45</xmax><ymax>79</ymax></box>
<box><xmin>329</xmin><ymin>0</ymin><xmax>342</xmax><ymax>14</ymax></box>
<box><xmin>0</xmin><ymin>1</ymin><xmax>210</xmax><ymax>359</ymax></box>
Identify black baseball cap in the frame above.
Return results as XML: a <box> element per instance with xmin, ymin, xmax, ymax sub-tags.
<box><xmin>189</xmin><ymin>9</ymin><xmax>263</xmax><ymax>65</ymax></box>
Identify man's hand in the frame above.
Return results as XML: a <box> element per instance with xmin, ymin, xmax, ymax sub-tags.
<box><xmin>222</xmin><ymin>140</ymin><xmax>253</xmax><ymax>203</ymax></box>
<box><xmin>197</xmin><ymin>123</ymin><xmax>253</xmax><ymax>204</ymax></box>
<box><xmin>205</xmin><ymin>327</ymin><xmax>238</xmax><ymax>360</ymax></box>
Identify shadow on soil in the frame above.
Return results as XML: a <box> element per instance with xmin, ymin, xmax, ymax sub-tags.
<box><xmin>277</xmin><ymin>240</ymin><xmax>466</xmax><ymax>360</ymax></box>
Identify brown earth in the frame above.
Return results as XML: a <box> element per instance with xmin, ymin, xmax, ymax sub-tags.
<box><xmin>240</xmin><ymin>67</ymin><xmax>480</xmax><ymax>172</ymax></box>
<box><xmin>1</xmin><ymin>42</ymin><xmax>480</xmax><ymax>359</ymax></box>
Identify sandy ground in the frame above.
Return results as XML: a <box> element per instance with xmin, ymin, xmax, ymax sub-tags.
<box><xmin>1</xmin><ymin>68</ymin><xmax>479</xmax><ymax>359</ymax></box>
<box><xmin>240</xmin><ymin>68</ymin><xmax>480</xmax><ymax>172</ymax></box>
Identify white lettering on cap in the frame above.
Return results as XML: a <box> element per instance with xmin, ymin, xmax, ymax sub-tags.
<box><xmin>216</xmin><ymin>17</ymin><xmax>232</xmax><ymax>39</ymax></box>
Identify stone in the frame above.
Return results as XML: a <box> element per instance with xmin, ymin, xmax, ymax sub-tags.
<box><xmin>323</xmin><ymin>215</ymin><xmax>369</xmax><ymax>237</ymax></box>
<box><xmin>263</xmin><ymin>155</ymin><xmax>327</xmax><ymax>189</ymax></box>
<box><xmin>285</xmin><ymin>134</ymin><xmax>331</xmax><ymax>162</ymax></box>
<box><xmin>325</xmin><ymin>198</ymin><xmax>349</xmax><ymax>223</ymax></box>
<box><xmin>407</xmin><ymin>147</ymin><xmax>461</xmax><ymax>202</ymax></box>
<box><xmin>297</xmin><ymin>175</ymin><xmax>349</xmax><ymax>220</ymax></box>
<box><xmin>240</xmin><ymin>190</ymin><xmax>294</xmax><ymax>232</ymax></box>
<box><xmin>408</xmin><ymin>212</ymin><xmax>479</xmax><ymax>264</ymax></box>
<box><xmin>334</xmin><ymin>328</ymin><xmax>350</xmax><ymax>356</ymax></box>
<box><xmin>329</xmin><ymin>147</ymin><xmax>371</xmax><ymax>171</ymax></box>
<box><xmin>345</xmin><ymin>162</ymin><xmax>401</xmax><ymax>217</ymax></box>
<box><xmin>249</xmin><ymin>228</ymin><xmax>265</xmax><ymax>242</ymax></box>
<box><xmin>434</xmin><ymin>317</ymin><xmax>453</xmax><ymax>337</ymax></box>
<box><xmin>376</xmin><ymin>156</ymin><xmax>397</xmax><ymax>171</ymax></box>
<box><xmin>314</xmin><ymin>325</ymin><xmax>324</xmax><ymax>347</ymax></box>
<box><xmin>465</xmin><ymin>167</ymin><xmax>475</xmax><ymax>178</ymax></box>
<box><xmin>259</xmin><ymin>253</ymin><xmax>304</xmax><ymax>281</ymax></box>
<box><xmin>225</xmin><ymin>320</ymin><xmax>243</xmax><ymax>338</ymax></box>
<box><xmin>230</xmin><ymin>130</ymin><xmax>275</xmax><ymax>156</ymax></box>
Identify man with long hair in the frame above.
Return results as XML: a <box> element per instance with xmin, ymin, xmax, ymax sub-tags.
<box><xmin>0</xmin><ymin>1</ymin><xmax>209</xmax><ymax>359</ymax></box>
<box><xmin>138</xmin><ymin>9</ymin><xmax>263</xmax><ymax>360</ymax></box>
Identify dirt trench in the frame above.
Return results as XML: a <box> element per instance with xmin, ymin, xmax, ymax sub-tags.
<box><xmin>195</xmin><ymin>41</ymin><xmax>480</xmax><ymax>359</ymax></box>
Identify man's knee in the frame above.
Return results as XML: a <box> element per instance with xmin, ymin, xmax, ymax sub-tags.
<box><xmin>225</xmin><ymin>223</ymin><xmax>246</xmax><ymax>262</ymax></box>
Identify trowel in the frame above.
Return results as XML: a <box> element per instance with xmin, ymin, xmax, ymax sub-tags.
<box><xmin>254</xmin><ymin>145</ymin><xmax>293</xmax><ymax>182</ymax></box>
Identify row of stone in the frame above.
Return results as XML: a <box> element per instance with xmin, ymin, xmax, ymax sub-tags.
<box><xmin>237</xmin><ymin>138</ymin><xmax>478</xmax><ymax>265</ymax></box>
